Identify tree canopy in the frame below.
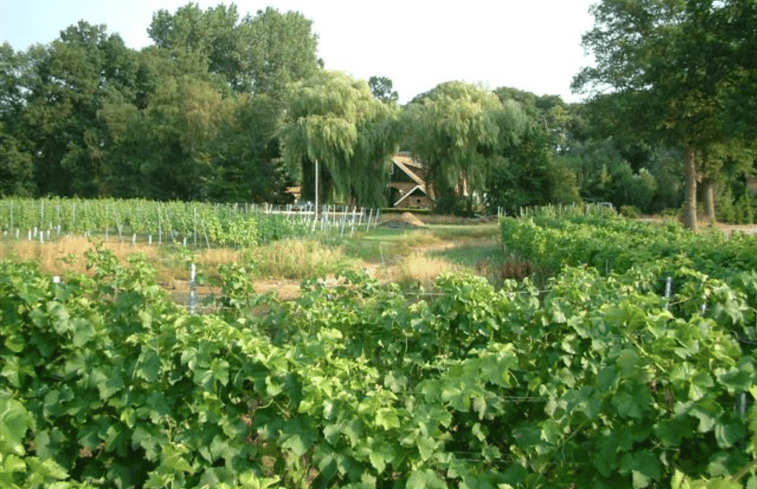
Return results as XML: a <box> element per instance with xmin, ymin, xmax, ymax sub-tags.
<box><xmin>0</xmin><ymin>4</ymin><xmax>323</xmax><ymax>203</ymax></box>
<box><xmin>0</xmin><ymin>1</ymin><xmax>754</xmax><ymax>222</ymax></box>
<box><xmin>148</xmin><ymin>4</ymin><xmax>320</xmax><ymax>98</ymax></box>
<box><xmin>368</xmin><ymin>76</ymin><xmax>399</xmax><ymax>104</ymax></box>
<box><xmin>573</xmin><ymin>0</ymin><xmax>757</xmax><ymax>231</ymax></box>
<box><xmin>402</xmin><ymin>81</ymin><xmax>529</xmax><ymax>213</ymax></box>
<box><xmin>278</xmin><ymin>70</ymin><xmax>399</xmax><ymax>207</ymax></box>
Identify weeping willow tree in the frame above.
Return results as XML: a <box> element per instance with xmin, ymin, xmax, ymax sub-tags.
<box><xmin>402</xmin><ymin>81</ymin><xmax>527</xmax><ymax>214</ymax></box>
<box><xmin>278</xmin><ymin>70</ymin><xmax>399</xmax><ymax>207</ymax></box>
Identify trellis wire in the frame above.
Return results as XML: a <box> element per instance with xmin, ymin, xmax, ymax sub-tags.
<box><xmin>1</xmin><ymin>199</ymin><xmax>382</xmax><ymax>248</ymax></box>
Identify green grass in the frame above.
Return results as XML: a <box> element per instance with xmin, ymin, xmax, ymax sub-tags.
<box><xmin>343</xmin><ymin>228</ymin><xmax>444</xmax><ymax>262</ymax></box>
<box><xmin>425</xmin><ymin>223</ymin><xmax>501</xmax><ymax>242</ymax></box>
<box><xmin>432</xmin><ymin>242</ymin><xmax>504</xmax><ymax>268</ymax></box>
<box><xmin>343</xmin><ymin>222</ymin><xmax>501</xmax><ymax>266</ymax></box>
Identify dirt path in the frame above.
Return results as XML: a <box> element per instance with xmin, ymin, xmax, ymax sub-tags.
<box><xmin>713</xmin><ymin>224</ymin><xmax>757</xmax><ymax>235</ymax></box>
<box><xmin>637</xmin><ymin>218</ymin><xmax>757</xmax><ymax>235</ymax></box>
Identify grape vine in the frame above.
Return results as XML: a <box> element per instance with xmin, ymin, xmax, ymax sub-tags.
<box><xmin>1</xmin><ymin>214</ymin><xmax>757</xmax><ymax>487</ymax></box>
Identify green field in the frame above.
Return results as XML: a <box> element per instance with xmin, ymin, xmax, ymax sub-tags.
<box><xmin>2</xmin><ymin>204</ymin><xmax>757</xmax><ymax>488</ymax></box>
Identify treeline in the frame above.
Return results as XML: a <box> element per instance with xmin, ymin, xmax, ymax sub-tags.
<box><xmin>0</xmin><ymin>5</ymin><xmax>317</xmax><ymax>203</ymax></box>
<box><xmin>1</xmin><ymin>2</ymin><xmax>755</xmax><ymax>223</ymax></box>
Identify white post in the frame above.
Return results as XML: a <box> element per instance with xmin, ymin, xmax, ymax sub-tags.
<box><xmin>315</xmin><ymin>159</ymin><xmax>319</xmax><ymax>220</ymax></box>
<box><xmin>312</xmin><ymin>159</ymin><xmax>320</xmax><ymax>232</ymax></box>
<box><xmin>665</xmin><ymin>276</ymin><xmax>673</xmax><ymax>309</ymax></box>
<box><xmin>189</xmin><ymin>263</ymin><xmax>197</xmax><ymax>315</ymax></box>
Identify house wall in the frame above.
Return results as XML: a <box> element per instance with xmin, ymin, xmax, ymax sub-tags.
<box><xmin>390</xmin><ymin>182</ymin><xmax>418</xmax><ymax>196</ymax></box>
<box><xmin>402</xmin><ymin>194</ymin><xmax>433</xmax><ymax>209</ymax></box>
<box><xmin>390</xmin><ymin>183</ymin><xmax>433</xmax><ymax>208</ymax></box>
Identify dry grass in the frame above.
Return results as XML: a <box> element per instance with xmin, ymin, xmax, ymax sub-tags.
<box><xmin>247</xmin><ymin>238</ymin><xmax>357</xmax><ymax>279</ymax></box>
<box><xmin>0</xmin><ymin>236</ymin><xmax>358</xmax><ymax>285</ymax></box>
<box><xmin>0</xmin><ymin>236</ymin><xmax>163</xmax><ymax>277</ymax></box>
<box><xmin>0</xmin><ymin>225</ymin><xmax>492</xmax><ymax>297</ymax></box>
<box><xmin>388</xmin><ymin>252</ymin><xmax>466</xmax><ymax>290</ymax></box>
<box><xmin>191</xmin><ymin>248</ymin><xmax>245</xmax><ymax>275</ymax></box>
<box><xmin>0</xmin><ymin>236</ymin><xmax>250</xmax><ymax>284</ymax></box>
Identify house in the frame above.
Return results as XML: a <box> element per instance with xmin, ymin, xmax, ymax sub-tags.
<box><xmin>388</xmin><ymin>153</ymin><xmax>433</xmax><ymax>209</ymax></box>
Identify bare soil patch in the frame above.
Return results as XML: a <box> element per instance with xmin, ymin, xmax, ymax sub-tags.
<box><xmin>167</xmin><ymin>277</ymin><xmax>303</xmax><ymax>305</ymax></box>
<box><xmin>379</xmin><ymin>212</ymin><xmax>427</xmax><ymax>228</ymax></box>
<box><xmin>637</xmin><ymin>217</ymin><xmax>757</xmax><ymax>235</ymax></box>
<box><xmin>711</xmin><ymin>223</ymin><xmax>757</xmax><ymax>235</ymax></box>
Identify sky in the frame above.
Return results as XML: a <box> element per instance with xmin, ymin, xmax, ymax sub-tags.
<box><xmin>1</xmin><ymin>0</ymin><xmax>598</xmax><ymax>104</ymax></box>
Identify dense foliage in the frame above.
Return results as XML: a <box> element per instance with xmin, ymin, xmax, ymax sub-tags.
<box><xmin>1</xmin><ymin>1</ymin><xmax>755</xmax><ymax>218</ymax></box>
<box><xmin>0</xmin><ymin>5</ymin><xmax>320</xmax><ymax>203</ymax></box>
<box><xmin>0</xmin><ymin>198</ymin><xmax>315</xmax><ymax>247</ymax></box>
<box><xmin>573</xmin><ymin>0</ymin><xmax>757</xmax><ymax>231</ymax></box>
<box><xmin>278</xmin><ymin>71</ymin><xmax>400</xmax><ymax>208</ymax></box>
<box><xmin>2</xmin><ymin>213</ymin><xmax>757</xmax><ymax>487</ymax></box>
<box><xmin>500</xmin><ymin>206</ymin><xmax>757</xmax><ymax>288</ymax></box>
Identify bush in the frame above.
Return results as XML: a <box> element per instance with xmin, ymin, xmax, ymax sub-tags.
<box><xmin>716</xmin><ymin>186</ymin><xmax>737</xmax><ymax>223</ymax></box>
<box><xmin>735</xmin><ymin>192</ymin><xmax>755</xmax><ymax>224</ymax></box>
<box><xmin>620</xmin><ymin>205</ymin><xmax>641</xmax><ymax>218</ymax></box>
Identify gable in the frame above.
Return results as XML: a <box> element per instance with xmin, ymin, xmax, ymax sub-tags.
<box><xmin>391</xmin><ymin>154</ymin><xmax>425</xmax><ymax>187</ymax></box>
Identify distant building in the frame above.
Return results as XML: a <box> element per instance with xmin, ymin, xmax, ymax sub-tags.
<box><xmin>389</xmin><ymin>154</ymin><xmax>433</xmax><ymax>209</ymax></box>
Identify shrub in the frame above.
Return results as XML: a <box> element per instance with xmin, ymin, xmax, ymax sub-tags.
<box><xmin>620</xmin><ymin>205</ymin><xmax>641</xmax><ymax>219</ymax></box>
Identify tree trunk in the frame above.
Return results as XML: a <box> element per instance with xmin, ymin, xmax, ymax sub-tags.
<box><xmin>683</xmin><ymin>146</ymin><xmax>699</xmax><ymax>233</ymax></box>
<box><xmin>703</xmin><ymin>178</ymin><xmax>716</xmax><ymax>226</ymax></box>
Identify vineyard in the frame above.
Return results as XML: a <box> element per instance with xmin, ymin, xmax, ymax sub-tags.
<box><xmin>2</xmin><ymin>208</ymin><xmax>757</xmax><ymax>488</ymax></box>
<box><xmin>0</xmin><ymin>198</ymin><xmax>379</xmax><ymax>248</ymax></box>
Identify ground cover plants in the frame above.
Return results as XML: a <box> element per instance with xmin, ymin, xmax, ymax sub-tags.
<box><xmin>0</xmin><ymin>198</ymin><xmax>353</xmax><ymax>248</ymax></box>
<box><xmin>2</xmin><ymin>204</ymin><xmax>757</xmax><ymax>488</ymax></box>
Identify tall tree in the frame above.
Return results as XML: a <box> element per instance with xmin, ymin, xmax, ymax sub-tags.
<box><xmin>489</xmin><ymin>88</ymin><xmax>581</xmax><ymax>214</ymax></box>
<box><xmin>278</xmin><ymin>70</ymin><xmax>399</xmax><ymax>207</ymax></box>
<box><xmin>368</xmin><ymin>76</ymin><xmax>399</xmax><ymax>104</ymax></box>
<box><xmin>100</xmin><ymin>30</ymin><xmax>296</xmax><ymax>202</ymax></box>
<box><xmin>0</xmin><ymin>122</ymin><xmax>34</xmax><ymax>196</ymax></box>
<box><xmin>0</xmin><ymin>44</ymin><xmax>34</xmax><ymax>195</ymax></box>
<box><xmin>148</xmin><ymin>4</ymin><xmax>320</xmax><ymax>98</ymax></box>
<box><xmin>699</xmin><ymin>140</ymin><xmax>754</xmax><ymax>223</ymax></box>
<box><xmin>148</xmin><ymin>3</ymin><xmax>242</xmax><ymax>84</ymax></box>
<box><xmin>719</xmin><ymin>0</ymin><xmax>757</xmax><ymax>139</ymax></box>
<box><xmin>204</xmin><ymin>93</ymin><xmax>294</xmax><ymax>203</ymax></box>
<box><xmin>403</xmin><ymin>81</ymin><xmax>526</xmax><ymax>214</ymax></box>
<box><xmin>99</xmin><ymin>65</ymin><xmax>243</xmax><ymax>200</ymax></box>
<box><xmin>243</xmin><ymin>7</ymin><xmax>321</xmax><ymax>99</ymax></box>
<box><xmin>22</xmin><ymin>22</ymin><xmax>136</xmax><ymax>197</ymax></box>
<box><xmin>573</xmin><ymin>0</ymin><xmax>739</xmax><ymax>232</ymax></box>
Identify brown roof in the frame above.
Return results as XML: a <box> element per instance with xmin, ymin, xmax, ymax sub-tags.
<box><xmin>393</xmin><ymin>153</ymin><xmax>423</xmax><ymax>170</ymax></box>
<box><xmin>391</xmin><ymin>155</ymin><xmax>425</xmax><ymax>187</ymax></box>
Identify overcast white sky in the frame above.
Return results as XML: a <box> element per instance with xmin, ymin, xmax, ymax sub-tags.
<box><xmin>1</xmin><ymin>0</ymin><xmax>597</xmax><ymax>103</ymax></box>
